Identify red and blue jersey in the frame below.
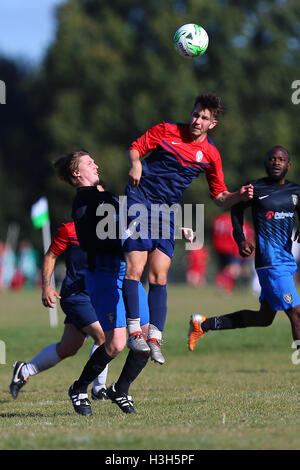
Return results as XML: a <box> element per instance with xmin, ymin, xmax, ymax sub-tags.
<box><xmin>125</xmin><ymin>121</ymin><xmax>228</xmax><ymax>205</ymax></box>
<box><xmin>49</xmin><ymin>222</ymin><xmax>88</xmax><ymax>298</ymax></box>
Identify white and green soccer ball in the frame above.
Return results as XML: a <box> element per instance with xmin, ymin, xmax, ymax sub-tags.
<box><xmin>174</xmin><ymin>23</ymin><xmax>209</xmax><ymax>58</ymax></box>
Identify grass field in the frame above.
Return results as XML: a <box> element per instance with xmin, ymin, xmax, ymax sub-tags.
<box><xmin>0</xmin><ymin>284</ymin><xmax>300</xmax><ymax>450</ymax></box>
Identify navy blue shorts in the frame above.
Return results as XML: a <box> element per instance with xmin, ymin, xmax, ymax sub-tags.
<box><xmin>121</xmin><ymin>197</ymin><xmax>176</xmax><ymax>259</ymax></box>
<box><xmin>60</xmin><ymin>293</ymin><xmax>98</xmax><ymax>331</ymax></box>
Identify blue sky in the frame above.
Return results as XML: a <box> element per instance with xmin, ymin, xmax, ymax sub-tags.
<box><xmin>0</xmin><ymin>0</ymin><xmax>66</xmax><ymax>65</ymax></box>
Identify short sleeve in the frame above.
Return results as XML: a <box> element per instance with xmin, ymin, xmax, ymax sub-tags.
<box><xmin>205</xmin><ymin>149</ymin><xmax>228</xmax><ymax>199</ymax></box>
<box><xmin>129</xmin><ymin>122</ymin><xmax>166</xmax><ymax>156</ymax></box>
<box><xmin>49</xmin><ymin>224</ymin><xmax>69</xmax><ymax>256</ymax></box>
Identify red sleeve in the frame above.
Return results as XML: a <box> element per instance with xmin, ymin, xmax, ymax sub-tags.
<box><xmin>129</xmin><ymin>122</ymin><xmax>166</xmax><ymax>157</ymax></box>
<box><xmin>205</xmin><ymin>148</ymin><xmax>228</xmax><ymax>199</ymax></box>
<box><xmin>49</xmin><ymin>224</ymin><xmax>70</xmax><ymax>256</ymax></box>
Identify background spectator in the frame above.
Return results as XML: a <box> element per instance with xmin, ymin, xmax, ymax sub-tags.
<box><xmin>211</xmin><ymin>212</ymin><xmax>254</xmax><ymax>293</ymax></box>
<box><xmin>186</xmin><ymin>245</ymin><xmax>209</xmax><ymax>288</ymax></box>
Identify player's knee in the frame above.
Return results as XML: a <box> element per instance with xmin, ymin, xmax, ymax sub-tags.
<box><xmin>125</xmin><ymin>258</ymin><xmax>146</xmax><ymax>281</ymax></box>
<box><xmin>56</xmin><ymin>342</ymin><xmax>80</xmax><ymax>359</ymax></box>
<box><xmin>91</xmin><ymin>333</ymin><xmax>105</xmax><ymax>346</ymax></box>
<box><xmin>259</xmin><ymin>304</ymin><xmax>276</xmax><ymax>326</ymax></box>
<box><xmin>126</xmin><ymin>269</ymin><xmax>144</xmax><ymax>281</ymax></box>
<box><xmin>261</xmin><ymin>315</ymin><xmax>275</xmax><ymax>327</ymax></box>
<box><xmin>287</xmin><ymin>307</ymin><xmax>300</xmax><ymax>324</ymax></box>
<box><xmin>148</xmin><ymin>272</ymin><xmax>167</xmax><ymax>285</ymax></box>
<box><xmin>105</xmin><ymin>340</ymin><xmax>126</xmax><ymax>357</ymax></box>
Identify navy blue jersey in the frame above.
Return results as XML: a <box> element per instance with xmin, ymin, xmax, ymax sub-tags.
<box><xmin>126</xmin><ymin>121</ymin><xmax>228</xmax><ymax>206</ymax></box>
<box><xmin>49</xmin><ymin>222</ymin><xmax>88</xmax><ymax>298</ymax></box>
<box><xmin>231</xmin><ymin>178</ymin><xmax>300</xmax><ymax>268</ymax></box>
<box><xmin>72</xmin><ymin>187</ymin><xmax>124</xmax><ymax>273</ymax></box>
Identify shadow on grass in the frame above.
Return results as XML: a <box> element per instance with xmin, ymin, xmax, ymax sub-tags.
<box><xmin>0</xmin><ymin>399</ymin><xmax>11</xmax><ymax>404</ymax></box>
<box><xmin>0</xmin><ymin>411</ymin><xmax>74</xmax><ymax>418</ymax></box>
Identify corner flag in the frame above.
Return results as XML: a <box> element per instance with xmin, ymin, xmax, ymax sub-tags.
<box><xmin>31</xmin><ymin>197</ymin><xmax>50</xmax><ymax>229</ymax></box>
<box><xmin>30</xmin><ymin>197</ymin><xmax>58</xmax><ymax>327</ymax></box>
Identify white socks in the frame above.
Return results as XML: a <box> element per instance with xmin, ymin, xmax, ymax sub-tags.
<box><xmin>90</xmin><ymin>344</ymin><xmax>108</xmax><ymax>392</ymax></box>
<box><xmin>148</xmin><ymin>323</ymin><xmax>162</xmax><ymax>341</ymax></box>
<box><xmin>127</xmin><ymin>318</ymin><xmax>142</xmax><ymax>336</ymax></box>
<box><xmin>21</xmin><ymin>342</ymin><xmax>109</xmax><ymax>392</ymax></box>
<box><xmin>21</xmin><ymin>343</ymin><xmax>61</xmax><ymax>380</ymax></box>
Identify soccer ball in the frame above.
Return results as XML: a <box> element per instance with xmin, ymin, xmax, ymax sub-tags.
<box><xmin>174</xmin><ymin>23</ymin><xmax>209</xmax><ymax>58</ymax></box>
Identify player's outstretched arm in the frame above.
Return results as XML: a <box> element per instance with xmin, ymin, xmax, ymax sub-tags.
<box><xmin>41</xmin><ymin>250</ymin><xmax>61</xmax><ymax>308</ymax></box>
<box><xmin>213</xmin><ymin>184</ymin><xmax>254</xmax><ymax>208</ymax></box>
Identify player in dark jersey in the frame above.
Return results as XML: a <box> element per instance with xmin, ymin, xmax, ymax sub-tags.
<box><xmin>54</xmin><ymin>150</ymin><xmax>151</xmax><ymax>416</ymax></box>
<box><xmin>9</xmin><ymin>222</ymin><xmax>108</xmax><ymax>400</ymax></box>
<box><xmin>188</xmin><ymin>145</ymin><xmax>300</xmax><ymax>351</ymax></box>
<box><xmin>122</xmin><ymin>92</ymin><xmax>254</xmax><ymax>364</ymax></box>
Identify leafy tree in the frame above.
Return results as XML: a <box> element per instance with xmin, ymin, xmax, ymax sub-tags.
<box><xmin>0</xmin><ymin>58</ymin><xmax>50</xmax><ymax>246</ymax></box>
<box><xmin>40</xmin><ymin>0</ymin><xmax>300</xmax><ymax>222</ymax></box>
<box><xmin>1</xmin><ymin>0</ymin><xmax>300</xmax><ymax>276</ymax></box>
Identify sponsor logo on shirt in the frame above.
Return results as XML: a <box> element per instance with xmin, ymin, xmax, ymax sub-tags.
<box><xmin>274</xmin><ymin>211</ymin><xmax>294</xmax><ymax>219</ymax></box>
<box><xmin>196</xmin><ymin>151</ymin><xmax>203</xmax><ymax>162</ymax></box>
<box><xmin>265</xmin><ymin>211</ymin><xmax>294</xmax><ymax>220</ymax></box>
<box><xmin>265</xmin><ymin>211</ymin><xmax>274</xmax><ymax>219</ymax></box>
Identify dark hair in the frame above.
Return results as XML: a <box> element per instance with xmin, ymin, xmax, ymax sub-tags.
<box><xmin>193</xmin><ymin>92</ymin><xmax>225</xmax><ymax>118</ymax></box>
<box><xmin>53</xmin><ymin>149</ymin><xmax>89</xmax><ymax>187</ymax></box>
<box><xmin>266</xmin><ymin>145</ymin><xmax>290</xmax><ymax>162</ymax></box>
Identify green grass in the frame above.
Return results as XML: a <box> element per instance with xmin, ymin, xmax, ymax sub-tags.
<box><xmin>0</xmin><ymin>285</ymin><xmax>299</xmax><ymax>450</ymax></box>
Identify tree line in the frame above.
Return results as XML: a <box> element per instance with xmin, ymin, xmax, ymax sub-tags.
<box><xmin>0</xmin><ymin>0</ymin><xmax>299</xmax><ymax>254</ymax></box>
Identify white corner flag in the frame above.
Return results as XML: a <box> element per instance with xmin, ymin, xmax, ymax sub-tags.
<box><xmin>31</xmin><ymin>197</ymin><xmax>58</xmax><ymax>327</ymax></box>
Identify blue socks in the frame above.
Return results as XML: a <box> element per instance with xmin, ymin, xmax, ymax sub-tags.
<box><xmin>123</xmin><ymin>279</ymin><xmax>168</xmax><ymax>332</ymax></box>
<box><xmin>123</xmin><ymin>279</ymin><xmax>140</xmax><ymax>319</ymax></box>
<box><xmin>148</xmin><ymin>283</ymin><xmax>167</xmax><ymax>331</ymax></box>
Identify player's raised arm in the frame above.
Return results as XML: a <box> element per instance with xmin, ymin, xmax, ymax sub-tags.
<box><xmin>213</xmin><ymin>184</ymin><xmax>254</xmax><ymax>208</ymax></box>
<box><xmin>126</xmin><ymin>122</ymin><xmax>166</xmax><ymax>188</ymax></box>
<box><xmin>41</xmin><ymin>249</ymin><xmax>61</xmax><ymax>308</ymax></box>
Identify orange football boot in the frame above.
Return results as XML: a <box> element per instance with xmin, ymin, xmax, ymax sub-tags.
<box><xmin>188</xmin><ymin>314</ymin><xmax>206</xmax><ymax>351</ymax></box>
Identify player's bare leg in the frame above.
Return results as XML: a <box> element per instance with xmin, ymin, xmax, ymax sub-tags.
<box><xmin>285</xmin><ymin>305</ymin><xmax>300</xmax><ymax>342</ymax></box>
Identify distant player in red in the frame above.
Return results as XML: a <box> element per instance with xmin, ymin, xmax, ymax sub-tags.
<box><xmin>212</xmin><ymin>212</ymin><xmax>254</xmax><ymax>292</ymax></box>
<box><xmin>186</xmin><ymin>245</ymin><xmax>209</xmax><ymax>287</ymax></box>
<box><xmin>122</xmin><ymin>92</ymin><xmax>254</xmax><ymax>364</ymax></box>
